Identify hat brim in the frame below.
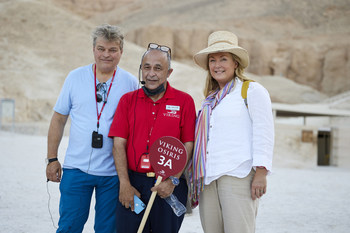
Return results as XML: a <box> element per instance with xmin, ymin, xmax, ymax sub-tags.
<box><xmin>193</xmin><ymin>44</ymin><xmax>249</xmax><ymax>70</ymax></box>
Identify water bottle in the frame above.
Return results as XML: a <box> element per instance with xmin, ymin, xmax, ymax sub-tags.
<box><xmin>165</xmin><ymin>193</ymin><xmax>187</xmax><ymax>217</ymax></box>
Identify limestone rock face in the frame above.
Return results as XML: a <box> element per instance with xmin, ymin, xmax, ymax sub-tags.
<box><xmin>286</xmin><ymin>43</ymin><xmax>324</xmax><ymax>90</ymax></box>
<box><xmin>52</xmin><ymin>0</ymin><xmax>350</xmax><ymax>95</ymax></box>
<box><xmin>53</xmin><ymin>0</ymin><xmax>135</xmax><ymax>18</ymax></box>
<box><xmin>1</xmin><ymin>0</ymin><xmax>349</xmax><ymax>125</ymax></box>
<box><xmin>322</xmin><ymin>46</ymin><xmax>350</xmax><ymax>94</ymax></box>
<box><xmin>127</xmin><ymin>26</ymin><xmax>175</xmax><ymax>51</ymax></box>
<box><xmin>127</xmin><ymin>28</ymin><xmax>350</xmax><ymax>96</ymax></box>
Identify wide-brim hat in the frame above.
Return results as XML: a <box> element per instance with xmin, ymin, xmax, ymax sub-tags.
<box><xmin>193</xmin><ymin>31</ymin><xmax>249</xmax><ymax>70</ymax></box>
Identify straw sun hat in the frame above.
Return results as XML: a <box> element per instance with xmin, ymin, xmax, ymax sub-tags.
<box><xmin>193</xmin><ymin>31</ymin><xmax>249</xmax><ymax>70</ymax></box>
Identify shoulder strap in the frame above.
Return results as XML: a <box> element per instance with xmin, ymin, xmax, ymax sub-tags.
<box><xmin>241</xmin><ymin>80</ymin><xmax>254</xmax><ymax>108</ymax></box>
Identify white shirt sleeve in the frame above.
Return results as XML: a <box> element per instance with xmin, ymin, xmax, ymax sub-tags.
<box><xmin>247</xmin><ymin>82</ymin><xmax>274</xmax><ymax>171</ymax></box>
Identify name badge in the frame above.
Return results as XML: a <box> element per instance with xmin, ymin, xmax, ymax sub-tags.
<box><xmin>166</xmin><ymin>105</ymin><xmax>180</xmax><ymax>111</ymax></box>
<box><xmin>140</xmin><ymin>154</ymin><xmax>151</xmax><ymax>169</ymax></box>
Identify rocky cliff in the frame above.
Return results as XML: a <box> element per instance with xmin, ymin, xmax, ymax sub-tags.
<box><xmin>54</xmin><ymin>0</ymin><xmax>350</xmax><ymax>95</ymax></box>
<box><xmin>0</xmin><ymin>0</ymin><xmax>349</xmax><ymax>125</ymax></box>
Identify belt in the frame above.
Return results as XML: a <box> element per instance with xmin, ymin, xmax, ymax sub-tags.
<box><xmin>129</xmin><ymin>170</ymin><xmax>156</xmax><ymax>178</ymax></box>
<box><xmin>128</xmin><ymin>170</ymin><xmax>186</xmax><ymax>180</ymax></box>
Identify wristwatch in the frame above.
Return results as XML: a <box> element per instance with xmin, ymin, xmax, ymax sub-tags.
<box><xmin>169</xmin><ymin>176</ymin><xmax>180</xmax><ymax>186</ymax></box>
<box><xmin>45</xmin><ymin>157</ymin><xmax>58</xmax><ymax>165</ymax></box>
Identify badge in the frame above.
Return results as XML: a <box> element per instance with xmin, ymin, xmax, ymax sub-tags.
<box><xmin>140</xmin><ymin>153</ymin><xmax>151</xmax><ymax>169</ymax></box>
<box><xmin>166</xmin><ymin>105</ymin><xmax>180</xmax><ymax>111</ymax></box>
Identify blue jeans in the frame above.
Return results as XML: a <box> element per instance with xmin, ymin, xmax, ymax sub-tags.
<box><xmin>57</xmin><ymin>169</ymin><xmax>119</xmax><ymax>233</ymax></box>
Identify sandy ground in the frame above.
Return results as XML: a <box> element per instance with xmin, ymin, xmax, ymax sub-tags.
<box><xmin>0</xmin><ymin>131</ymin><xmax>349</xmax><ymax>233</ymax></box>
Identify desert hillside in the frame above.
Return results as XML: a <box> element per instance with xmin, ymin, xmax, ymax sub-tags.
<box><xmin>55</xmin><ymin>0</ymin><xmax>350</xmax><ymax>95</ymax></box>
<box><xmin>0</xmin><ymin>0</ymin><xmax>348</xmax><ymax>127</ymax></box>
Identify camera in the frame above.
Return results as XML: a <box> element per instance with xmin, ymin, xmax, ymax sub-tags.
<box><xmin>92</xmin><ymin>131</ymin><xmax>103</xmax><ymax>148</ymax></box>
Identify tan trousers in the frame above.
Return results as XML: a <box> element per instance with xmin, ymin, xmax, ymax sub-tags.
<box><xmin>199</xmin><ymin>171</ymin><xmax>258</xmax><ymax>233</ymax></box>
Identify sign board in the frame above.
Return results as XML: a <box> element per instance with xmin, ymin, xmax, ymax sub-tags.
<box><xmin>302</xmin><ymin>130</ymin><xmax>313</xmax><ymax>143</ymax></box>
<box><xmin>149</xmin><ymin>136</ymin><xmax>187</xmax><ymax>179</ymax></box>
<box><xmin>137</xmin><ymin>136</ymin><xmax>188</xmax><ymax>233</ymax></box>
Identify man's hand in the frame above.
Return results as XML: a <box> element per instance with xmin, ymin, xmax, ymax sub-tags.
<box><xmin>119</xmin><ymin>183</ymin><xmax>141</xmax><ymax>212</ymax></box>
<box><xmin>46</xmin><ymin>112</ymin><xmax>67</xmax><ymax>183</ymax></box>
<box><xmin>46</xmin><ymin>161</ymin><xmax>62</xmax><ymax>182</ymax></box>
<box><xmin>151</xmin><ymin>178</ymin><xmax>175</xmax><ymax>198</ymax></box>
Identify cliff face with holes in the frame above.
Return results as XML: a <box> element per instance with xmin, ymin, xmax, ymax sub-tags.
<box><xmin>0</xmin><ymin>0</ymin><xmax>349</xmax><ymax>126</ymax></box>
<box><xmin>53</xmin><ymin>0</ymin><xmax>350</xmax><ymax>96</ymax></box>
<box><xmin>126</xmin><ymin>27</ymin><xmax>350</xmax><ymax>95</ymax></box>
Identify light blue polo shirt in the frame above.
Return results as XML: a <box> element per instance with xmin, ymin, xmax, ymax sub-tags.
<box><xmin>54</xmin><ymin>64</ymin><xmax>138</xmax><ymax>176</ymax></box>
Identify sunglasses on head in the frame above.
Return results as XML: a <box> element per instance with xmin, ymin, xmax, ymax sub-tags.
<box><xmin>148</xmin><ymin>43</ymin><xmax>171</xmax><ymax>57</ymax></box>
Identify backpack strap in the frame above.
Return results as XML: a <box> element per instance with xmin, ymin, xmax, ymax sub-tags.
<box><xmin>241</xmin><ymin>80</ymin><xmax>254</xmax><ymax>108</ymax></box>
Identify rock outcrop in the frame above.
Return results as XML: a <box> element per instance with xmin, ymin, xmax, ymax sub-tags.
<box><xmin>1</xmin><ymin>0</ymin><xmax>349</xmax><ymax>124</ymax></box>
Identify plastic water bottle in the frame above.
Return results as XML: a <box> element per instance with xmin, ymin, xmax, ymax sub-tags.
<box><xmin>165</xmin><ymin>193</ymin><xmax>187</xmax><ymax>217</ymax></box>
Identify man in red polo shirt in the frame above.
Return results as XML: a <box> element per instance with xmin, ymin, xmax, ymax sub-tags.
<box><xmin>108</xmin><ymin>43</ymin><xmax>196</xmax><ymax>233</ymax></box>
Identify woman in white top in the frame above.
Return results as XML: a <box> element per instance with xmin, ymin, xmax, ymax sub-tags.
<box><xmin>188</xmin><ymin>31</ymin><xmax>274</xmax><ymax>233</ymax></box>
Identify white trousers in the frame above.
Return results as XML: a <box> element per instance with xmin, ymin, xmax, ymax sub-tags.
<box><xmin>199</xmin><ymin>170</ymin><xmax>258</xmax><ymax>233</ymax></box>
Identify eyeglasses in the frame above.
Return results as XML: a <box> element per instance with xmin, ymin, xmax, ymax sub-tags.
<box><xmin>96</xmin><ymin>82</ymin><xmax>107</xmax><ymax>103</ymax></box>
<box><xmin>148</xmin><ymin>43</ymin><xmax>171</xmax><ymax>58</ymax></box>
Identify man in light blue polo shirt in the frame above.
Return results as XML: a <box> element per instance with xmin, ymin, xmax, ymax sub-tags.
<box><xmin>45</xmin><ymin>24</ymin><xmax>138</xmax><ymax>233</ymax></box>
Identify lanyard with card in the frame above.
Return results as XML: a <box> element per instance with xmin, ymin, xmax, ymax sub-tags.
<box><xmin>139</xmin><ymin>124</ymin><xmax>155</xmax><ymax>170</ymax></box>
<box><xmin>138</xmin><ymin>102</ymin><xmax>163</xmax><ymax>171</ymax></box>
<box><xmin>91</xmin><ymin>64</ymin><xmax>116</xmax><ymax>148</ymax></box>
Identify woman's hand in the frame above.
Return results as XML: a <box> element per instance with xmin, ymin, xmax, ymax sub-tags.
<box><xmin>251</xmin><ymin>167</ymin><xmax>268</xmax><ymax>200</ymax></box>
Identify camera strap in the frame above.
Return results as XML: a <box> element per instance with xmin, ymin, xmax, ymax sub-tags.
<box><xmin>94</xmin><ymin>64</ymin><xmax>116</xmax><ymax>131</ymax></box>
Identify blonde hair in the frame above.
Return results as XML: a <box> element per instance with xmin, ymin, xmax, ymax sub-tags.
<box><xmin>203</xmin><ymin>54</ymin><xmax>250</xmax><ymax>97</ymax></box>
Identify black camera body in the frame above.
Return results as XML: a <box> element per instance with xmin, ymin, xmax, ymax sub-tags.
<box><xmin>92</xmin><ymin>131</ymin><xmax>103</xmax><ymax>148</ymax></box>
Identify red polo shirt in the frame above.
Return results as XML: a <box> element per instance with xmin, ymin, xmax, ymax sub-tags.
<box><xmin>108</xmin><ymin>82</ymin><xmax>196</xmax><ymax>173</ymax></box>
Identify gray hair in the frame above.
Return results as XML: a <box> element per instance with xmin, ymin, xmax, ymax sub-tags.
<box><xmin>92</xmin><ymin>24</ymin><xmax>124</xmax><ymax>50</ymax></box>
<box><xmin>141</xmin><ymin>49</ymin><xmax>171</xmax><ymax>70</ymax></box>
